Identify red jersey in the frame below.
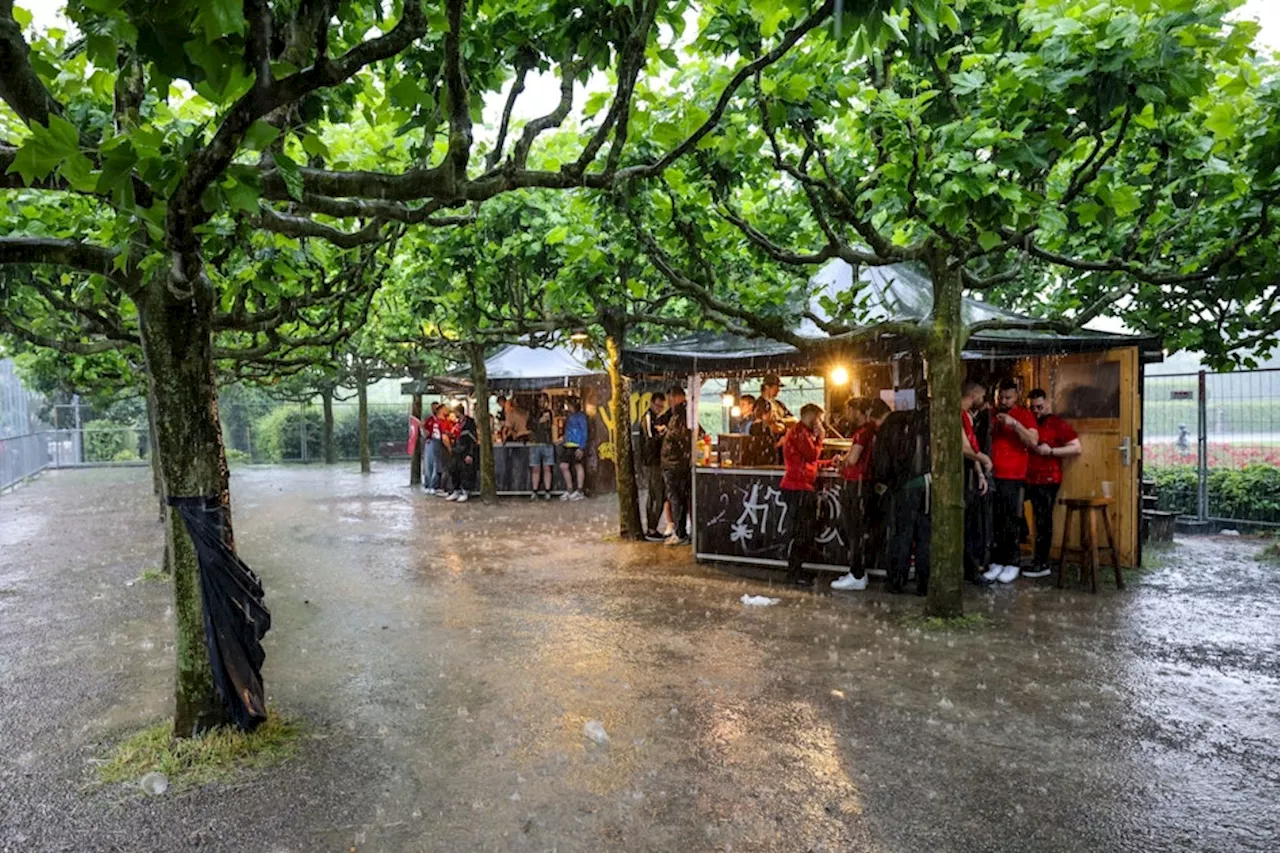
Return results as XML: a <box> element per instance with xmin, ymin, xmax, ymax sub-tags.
<box><xmin>780</xmin><ymin>422</ymin><xmax>823</xmax><ymax>491</ymax></box>
<box><xmin>842</xmin><ymin>423</ymin><xmax>877</xmax><ymax>482</ymax></box>
<box><xmin>990</xmin><ymin>405</ymin><xmax>1038</xmax><ymax>481</ymax></box>
<box><xmin>1025</xmin><ymin>415</ymin><xmax>1079</xmax><ymax>485</ymax></box>
<box><xmin>962</xmin><ymin>410</ymin><xmax>979</xmax><ymax>454</ymax></box>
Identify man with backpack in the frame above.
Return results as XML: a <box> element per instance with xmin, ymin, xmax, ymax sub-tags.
<box><xmin>445</xmin><ymin>406</ymin><xmax>479</xmax><ymax>503</ymax></box>
<box><xmin>875</xmin><ymin>397</ymin><xmax>932</xmax><ymax>595</ymax></box>
<box><xmin>638</xmin><ymin>392</ymin><xmax>668</xmax><ymax>540</ymax></box>
<box><xmin>660</xmin><ymin>387</ymin><xmax>692</xmax><ymax>546</ymax></box>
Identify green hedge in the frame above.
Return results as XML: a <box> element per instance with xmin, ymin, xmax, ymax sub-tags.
<box><xmin>251</xmin><ymin>406</ymin><xmax>325</xmax><ymax>462</ymax></box>
<box><xmin>1149</xmin><ymin>463</ymin><xmax>1280</xmax><ymax>522</ymax></box>
<box><xmin>335</xmin><ymin>409</ymin><xmax>406</xmax><ymax>459</ymax></box>
<box><xmin>84</xmin><ymin>421</ymin><xmax>141</xmax><ymax>462</ymax></box>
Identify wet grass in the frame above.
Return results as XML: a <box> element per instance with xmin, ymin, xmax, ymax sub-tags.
<box><xmin>1257</xmin><ymin>540</ymin><xmax>1280</xmax><ymax>562</ymax></box>
<box><xmin>135</xmin><ymin>567</ymin><xmax>167</xmax><ymax>583</ymax></box>
<box><xmin>906</xmin><ymin>612</ymin><xmax>989</xmax><ymax>631</ymax></box>
<box><xmin>97</xmin><ymin>709</ymin><xmax>303</xmax><ymax>791</ymax></box>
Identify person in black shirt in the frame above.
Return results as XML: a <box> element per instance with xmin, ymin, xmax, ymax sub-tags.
<box><xmin>638</xmin><ymin>392</ymin><xmax>668</xmax><ymax>540</ymax></box>
<box><xmin>528</xmin><ymin>393</ymin><xmax>555</xmax><ymax>500</ymax></box>
<box><xmin>743</xmin><ymin>397</ymin><xmax>783</xmax><ymax>467</ymax></box>
<box><xmin>446</xmin><ymin>407</ymin><xmax>479</xmax><ymax>503</ymax></box>
<box><xmin>660</xmin><ymin>388</ymin><xmax>692</xmax><ymax>546</ymax></box>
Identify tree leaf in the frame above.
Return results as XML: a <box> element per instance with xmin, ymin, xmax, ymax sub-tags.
<box><xmin>197</xmin><ymin>0</ymin><xmax>246</xmax><ymax>42</ymax></box>
<box><xmin>244</xmin><ymin>120</ymin><xmax>281</xmax><ymax>151</ymax></box>
<box><xmin>272</xmin><ymin>152</ymin><xmax>305</xmax><ymax>201</ymax></box>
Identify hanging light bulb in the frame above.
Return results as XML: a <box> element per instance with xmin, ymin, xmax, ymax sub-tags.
<box><xmin>830</xmin><ymin>366</ymin><xmax>850</xmax><ymax>386</ymax></box>
<box><xmin>722</xmin><ymin>393</ymin><xmax>735</xmax><ymax>408</ymax></box>
<box><xmin>731</xmin><ymin>405</ymin><xmax>742</xmax><ymax>418</ymax></box>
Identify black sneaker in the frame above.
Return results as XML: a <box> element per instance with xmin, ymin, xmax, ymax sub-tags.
<box><xmin>643</xmin><ymin>531</ymin><xmax>666</xmax><ymax>542</ymax></box>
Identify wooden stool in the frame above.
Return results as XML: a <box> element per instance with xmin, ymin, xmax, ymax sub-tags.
<box><xmin>1057</xmin><ymin>498</ymin><xmax>1124</xmax><ymax>593</ymax></box>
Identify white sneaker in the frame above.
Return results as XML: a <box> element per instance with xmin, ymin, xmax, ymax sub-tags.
<box><xmin>982</xmin><ymin>564</ymin><xmax>1004</xmax><ymax>581</ymax></box>
<box><xmin>998</xmin><ymin>564</ymin><xmax>1021</xmax><ymax>583</ymax></box>
<box><xmin>560</xmin><ymin>491</ymin><xmax>572</xmax><ymax>501</ymax></box>
<box><xmin>1022</xmin><ymin>567</ymin><xmax>1052</xmax><ymax>579</ymax></box>
<box><xmin>831</xmin><ymin>573</ymin><xmax>868</xmax><ymax>591</ymax></box>
<box><xmin>530</xmin><ymin>492</ymin><xmax>540</xmax><ymax>501</ymax></box>
<box><xmin>425</xmin><ymin>488</ymin><xmax>437</xmax><ymax>496</ymax></box>
<box><xmin>456</xmin><ymin>492</ymin><xmax>469</xmax><ymax>503</ymax></box>
<box><xmin>569</xmin><ymin>490</ymin><xmax>585</xmax><ymax>501</ymax></box>
<box><xmin>444</xmin><ymin>491</ymin><xmax>459</xmax><ymax>501</ymax></box>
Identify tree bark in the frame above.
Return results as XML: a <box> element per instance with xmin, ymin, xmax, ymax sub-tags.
<box><xmin>409</xmin><ymin>392</ymin><xmax>423</xmax><ymax>487</ymax></box>
<box><xmin>468</xmin><ymin>342</ymin><xmax>497</xmax><ymax>501</ymax></box>
<box><xmin>321</xmin><ymin>387</ymin><xmax>337</xmax><ymax>465</ymax></box>
<box><xmin>145</xmin><ymin>378</ymin><xmax>166</xmax><ymax>520</ymax></box>
<box><xmin>137</xmin><ymin>277</ymin><xmax>234</xmax><ymax>736</ymax></box>
<box><xmin>924</xmin><ymin>257</ymin><xmax>966</xmax><ymax>619</ymax></box>
<box><xmin>356</xmin><ymin>365</ymin><xmax>371</xmax><ymax>474</ymax></box>
<box><xmin>604</xmin><ymin>315</ymin><xmax>643</xmax><ymax>540</ymax></box>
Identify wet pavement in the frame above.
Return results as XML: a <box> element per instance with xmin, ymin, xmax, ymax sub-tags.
<box><xmin>1</xmin><ymin>465</ymin><xmax>1277</xmax><ymax>853</ymax></box>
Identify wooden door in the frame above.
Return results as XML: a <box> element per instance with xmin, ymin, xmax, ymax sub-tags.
<box><xmin>1031</xmin><ymin>348</ymin><xmax>1140</xmax><ymax>566</ymax></box>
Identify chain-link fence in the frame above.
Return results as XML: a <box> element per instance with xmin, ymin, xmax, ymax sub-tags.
<box><xmin>1144</xmin><ymin>368</ymin><xmax>1280</xmax><ymax>526</ymax></box>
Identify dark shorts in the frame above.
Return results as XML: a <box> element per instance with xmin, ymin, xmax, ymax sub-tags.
<box><xmin>558</xmin><ymin>444</ymin><xmax>584</xmax><ymax>465</ymax></box>
<box><xmin>528</xmin><ymin>444</ymin><xmax>554</xmax><ymax>467</ymax></box>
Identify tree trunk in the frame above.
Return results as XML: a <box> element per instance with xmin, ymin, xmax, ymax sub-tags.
<box><xmin>145</xmin><ymin>379</ymin><xmax>166</xmax><ymax>519</ymax></box>
<box><xmin>357</xmin><ymin>366</ymin><xmax>371</xmax><ymax>474</ymax></box>
<box><xmin>604</xmin><ymin>316</ymin><xmax>643</xmax><ymax>540</ymax></box>
<box><xmin>409</xmin><ymin>393</ymin><xmax>423</xmax><ymax>487</ymax></box>
<box><xmin>322</xmin><ymin>388</ymin><xmax>337</xmax><ymax>465</ymax></box>
<box><xmin>137</xmin><ymin>277</ymin><xmax>234</xmax><ymax>736</ymax></box>
<box><xmin>924</xmin><ymin>259</ymin><xmax>966</xmax><ymax>619</ymax></box>
<box><xmin>468</xmin><ymin>342</ymin><xmax>497</xmax><ymax>501</ymax></box>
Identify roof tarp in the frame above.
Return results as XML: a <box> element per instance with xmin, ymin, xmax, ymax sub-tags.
<box><xmin>403</xmin><ymin>344</ymin><xmax>601</xmax><ymax>395</ymax></box>
<box><xmin>624</xmin><ymin>260</ymin><xmax>1161</xmax><ymax>376</ymax></box>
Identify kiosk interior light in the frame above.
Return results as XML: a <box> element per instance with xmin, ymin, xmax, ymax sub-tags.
<box><xmin>731</xmin><ymin>405</ymin><xmax>741</xmax><ymax>418</ymax></box>
<box><xmin>830</xmin><ymin>366</ymin><xmax>850</xmax><ymax>386</ymax></box>
<box><xmin>721</xmin><ymin>393</ymin><xmax>736</xmax><ymax>408</ymax></box>
<box><xmin>570</xmin><ymin>329</ymin><xmax>590</xmax><ymax>343</ymax></box>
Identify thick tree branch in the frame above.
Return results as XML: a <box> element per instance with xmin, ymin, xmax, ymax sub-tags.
<box><xmin>0</xmin><ymin>236</ymin><xmax>122</xmax><ymax>280</ymax></box>
<box><xmin>257</xmin><ymin>208</ymin><xmax>384</xmax><ymax>248</ymax></box>
<box><xmin>0</xmin><ymin>1</ymin><xmax>61</xmax><ymax>125</ymax></box>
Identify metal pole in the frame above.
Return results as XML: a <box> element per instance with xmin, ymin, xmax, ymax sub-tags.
<box><xmin>1197</xmin><ymin>369</ymin><xmax>1208</xmax><ymax>522</ymax></box>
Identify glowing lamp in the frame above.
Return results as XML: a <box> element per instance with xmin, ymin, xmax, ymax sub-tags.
<box><xmin>721</xmin><ymin>393</ymin><xmax>735</xmax><ymax>408</ymax></box>
<box><xmin>830</xmin><ymin>366</ymin><xmax>850</xmax><ymax>386</ymax></box>
<box><xmin>570</xmin><ymin>330</ymin><xmax>590</xmax><ymax>344</ymax></box>
<box><xmin>731</xmin><ymin>405</ymin><xmax>742</xmax><ymax>418</ymax></box>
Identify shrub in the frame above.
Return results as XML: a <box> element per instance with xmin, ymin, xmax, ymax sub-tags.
<box><xmin>224</xmin><ymin>448</ymin><xmax>250</xmax><ymax>465</ymax></box>
<box><xmin>251</xmin><ymin>406</ymin><xmax>325</xmax><ymax>462</ymax></box>
<box><xmin>335</xmin><ymin>408</ymin><xmax>407</xmax><ymax>459</ymax></box>
<box><xmin>83</xmin><ymin>421</ymin><xmax>140</xmax><ymax>462</ymax></box>
<box><xmin>1149</xmin><ymin>463</ymin><xmax>1280</xmax><ymax>522</ymax></box>
<box><xmin>112</xmin><ymin>448</ymin><xmax>140</xmax><ymax>462</ymax></box>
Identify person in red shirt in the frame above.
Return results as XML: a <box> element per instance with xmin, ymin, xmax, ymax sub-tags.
<box><xmin>960</xmin><ymin>380</ymin><xmax>995</xmax><ymax>585</ymax></box>
<box><xmin>832</xmin><ymin>397</ymin><xmax>890</xmax><ymax>591</ymax></box>
<box><xmin>986</xmin><ymin>378</ymin><xmax>1039</xmax><ymax>583</ymax></box>
<box><xmin>422</xmin><ymin>402</ymin><xmax>449</xmax><ymax>495</ymax></box>
<box><xmin>1023</xmin><ymin>388</ymin><xmax>1082</xmax><ymax>577</ymax></box>
<box><xmin>780</xmin><ymin>403</ymin><xmax>826</xmax><ymax>586</ymax></box>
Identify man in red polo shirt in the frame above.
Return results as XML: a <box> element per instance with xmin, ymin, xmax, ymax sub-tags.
<box><xmin>985</xmin><ymin>378</ymin><xmax>1039</xmax><ymax>584</ymax></box>
<box><xmin>1023</xmin><ymin>388</ymin><xmax>1082</xmax><ymax>577</ymax></box>
<box><xmin>832</xmin><ymin>398</ymin><xmax>891</xmax><ymax>591</ymax></box>
<box><xmin>781</xmin><ymin>403</ymin><xmax>826</xmax><ymax>586</ymax></box>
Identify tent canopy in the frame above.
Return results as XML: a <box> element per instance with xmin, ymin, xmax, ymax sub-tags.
<box><xmin>402</xmin><ymin>344</ymin><xmax>600</xmax><ymax>395</ymax></box>
<box><xmin>624</xmin><ymin>260</ymin><xmax>1162</xmax><ymax>376</ymax></box>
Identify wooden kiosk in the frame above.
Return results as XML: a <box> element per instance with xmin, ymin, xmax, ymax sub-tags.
<box><xmin>403</xmin><ymin>344</ymin><xmax>617</xmax><ymax>495</ymax></box>
<box><xmin>623</xmin><ymin>261</ymin><xmax>1162</xmax><ymax>574</ymax></box>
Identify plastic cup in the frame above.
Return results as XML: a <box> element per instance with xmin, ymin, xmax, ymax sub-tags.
<box><xmin>1101</xmin><ymin>481</ymin><xmax>1114</xmax><ymax>499</ymax></box>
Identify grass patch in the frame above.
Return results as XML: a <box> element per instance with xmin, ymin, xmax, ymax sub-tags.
<box><xmin>906</xmin><ymin>612</ymin><xmax>989</xmax><ymax>631</ymax></box>
<box><xmin>97</xmin><ymin>709</ymin><xmax>303</xmax><ymax>791</ymax></box>
<box><xmin>136</xmin><ymin>567</ymin><xmax>167</xmax><ymax>583</ymax></box>
<box><xmin>1258</xmin><ymin>540</ymin><xmax>1280</xmax><ymax>562</ymax></box>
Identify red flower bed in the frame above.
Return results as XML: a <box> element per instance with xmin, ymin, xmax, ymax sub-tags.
<box><xmin>1143</xmin><ymin>443</ymin><xmax>1280</xmax><ymax>469</ymax></box>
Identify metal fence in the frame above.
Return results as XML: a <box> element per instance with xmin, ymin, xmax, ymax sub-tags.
<box><xmin>0</xmin><ymin>425</ymin><xmax>152</xmax><ymax>494</ymax></box>
<box><xmin>1143</xmin><ymin>368</ymin><xmax>1280</xmax><ymax>526</ymax></box>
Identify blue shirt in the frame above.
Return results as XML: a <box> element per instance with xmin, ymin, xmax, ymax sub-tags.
<box><xmin>738</xmin><ymin>418</ymin><xmax>754</xmax><ymax>435</ymax></box>
<box><xmin>564</xmin><ymin>411</ymin><xmax>589</xmax><ymax>447</ymax></box>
